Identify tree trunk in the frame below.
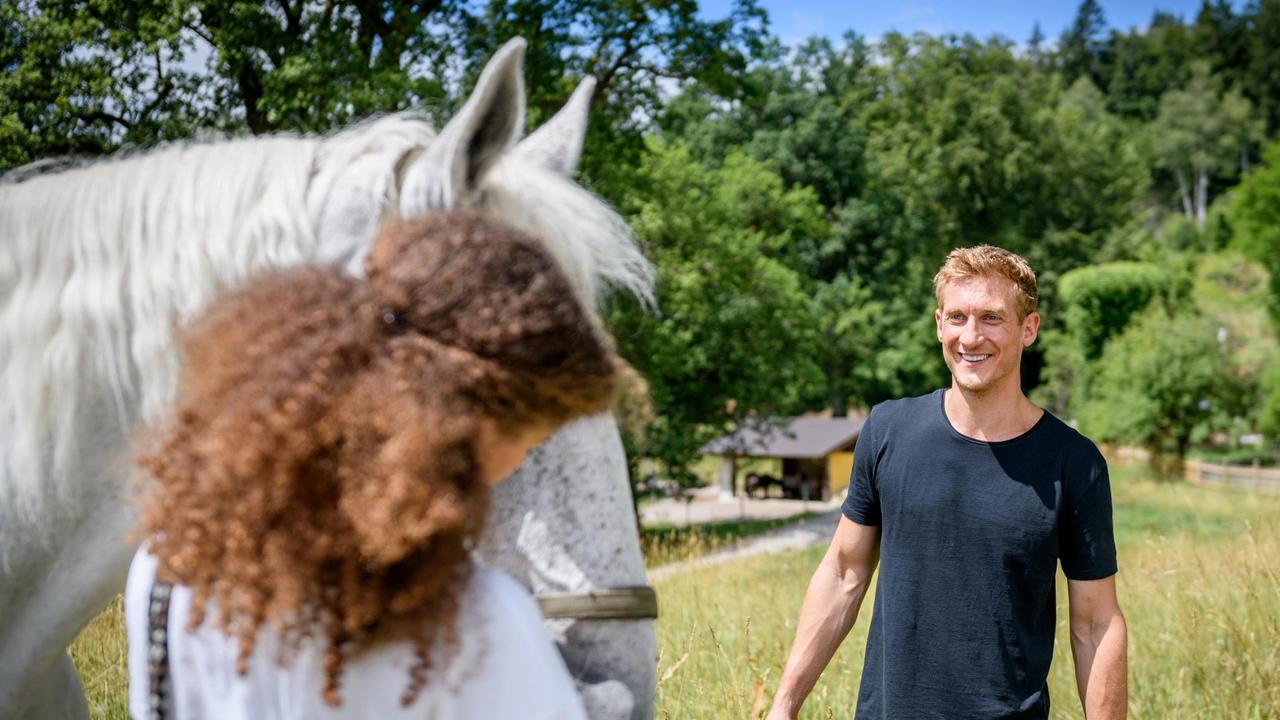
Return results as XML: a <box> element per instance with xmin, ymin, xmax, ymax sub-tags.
<box><xmin>829</xmin><ymin>383</ymin><xmax>847</xmax><ymax>417</ymax></box>
<box><xmin>1174</xmin><ymin>167</ymin><xmax>1194</xmax><ymax>220</ymax></box>
<box><xmin>1194</xmin><ymin>165</ymin><xmax>1209</xmax><ymax>229</ymax></box>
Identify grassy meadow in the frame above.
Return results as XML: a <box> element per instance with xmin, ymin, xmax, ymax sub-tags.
<box><xmin>652</xmin><ymin>462</ymin><xmax>1280</xmax><ymax>719</ymax></box>
<box><xmin>71</xmin><ymin>462</ymin><xmax>1279</xmax><ymax>719</ymax></box>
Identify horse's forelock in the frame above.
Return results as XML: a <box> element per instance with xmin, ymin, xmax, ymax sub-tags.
<box><xmin>477</xmin><ymin>159</ymin><xmax>654</xmax><ymax>308</ymax></box>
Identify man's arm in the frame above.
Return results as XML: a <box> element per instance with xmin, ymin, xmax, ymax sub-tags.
<box><xmin>1068</xmin><ymin>575</ymin><xmax>1128</xmax><ymax>719</ymax></box>
<box><xmin>766</xmin><ymin>516</ymin><xmax>880</xmax><ymax>720</ymax></box>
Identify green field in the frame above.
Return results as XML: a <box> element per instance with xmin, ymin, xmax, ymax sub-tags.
<box><xmin>652</xmin><ymin>463</ymin><xmax>1280</xmax><ymax>719</ymax></box>
<box><xmin>71</xmin><ymin>462</ymin><xmax>1280</xmax><ymax>719</ymax></box>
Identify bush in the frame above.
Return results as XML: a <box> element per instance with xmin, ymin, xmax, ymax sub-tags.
<box><xmin>1058</xmin><ymin>261</ymin><xmax>1170</xmax><ymax>361</ymax></box>
<box><xmin>1080</xmin><ymin>306</ymin><xmax>1249</xmax><ymax>457</ymax></box>
<box><xmin>1260</xmin><ymin>360</ymin><xmax>1280</xmax><ymax>436</ymax></box>
<box><xmin>1229</xmin><ymin>141</ymin><xmax>1280</xmax><ymax>326</ymax></box>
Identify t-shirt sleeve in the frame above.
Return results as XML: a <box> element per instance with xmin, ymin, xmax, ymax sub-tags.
<box><xmin>1058</xmin><ymin>441</ymin><xmax>1119</xmax><ymax>580</ymax></box>
<box><xmin>842</xmin><ymin>406</ymin><xmax>883</xmax><ymax>526</ymax></box>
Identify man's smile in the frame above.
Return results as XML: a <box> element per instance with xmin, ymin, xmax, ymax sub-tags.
<box><xmin>959</xmin><ymin>352</ymin><xmax>991</xmax><ymax>364</ymax></box>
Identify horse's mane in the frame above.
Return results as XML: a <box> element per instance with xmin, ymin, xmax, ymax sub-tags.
<box><xmin>0</xmin><ymin>115</ymin><xmax>650</xmax><ymax>568</ymax></box>
<box><xmin>0</xmin><ymin>157</ymin><xmax>96</xmax><ymax>185</ymax></box>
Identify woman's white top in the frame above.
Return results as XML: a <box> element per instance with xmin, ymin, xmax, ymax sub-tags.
<box><xmin>125</xmin><ymin>548</ymin><xmax>588</xmax><ymax>720</ymax></box>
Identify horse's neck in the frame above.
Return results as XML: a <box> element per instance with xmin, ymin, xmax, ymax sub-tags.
<box><xmin>480</xmin><ymin>413</ymin><xmax>646</xmax><ymax>594</ymax></box>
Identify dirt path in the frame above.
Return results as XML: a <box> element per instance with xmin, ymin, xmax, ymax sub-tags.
<box><xmin>647</xmin><ymin>507</ymin><xmax>842</xmax><ymax>583</ymax></box>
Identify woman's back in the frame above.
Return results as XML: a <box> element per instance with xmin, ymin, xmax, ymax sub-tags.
<box><xmin>126</xmin><ymin>548</ymin><xmax>586</xmax><ymax>720</ymax></box>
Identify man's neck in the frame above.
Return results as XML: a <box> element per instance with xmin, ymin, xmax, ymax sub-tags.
<box><xmin>944</xmin><ymin>381</ymin><xmax>1042</xmax><ymax>442</ymax></box>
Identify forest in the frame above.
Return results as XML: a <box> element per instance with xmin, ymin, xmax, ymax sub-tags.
<box><xmin>5</xmin><ymin>0</ymin><xmax>1280</xmax><ymax>483</ymax></box>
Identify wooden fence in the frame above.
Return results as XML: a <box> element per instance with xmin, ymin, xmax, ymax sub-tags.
<box><xmin>1184</xmin><ymin>459</ymin><xmax>1280</xmax><ymax>493</ymax></box>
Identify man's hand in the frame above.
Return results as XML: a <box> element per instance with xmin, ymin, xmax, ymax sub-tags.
<box><xmin>766</xmin><ymin>516</ymin><xmax>880</xmax><ymax>719</ymax></box>
<box><xmin>1068</xmin><ymin>575</ymin><xmax>1128</xmax><ymax>719</ymax></box>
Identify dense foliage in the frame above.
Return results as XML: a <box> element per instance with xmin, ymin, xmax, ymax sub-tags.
<box><xmin>1080</xmin><ymin>306</ymin><xmax>1251</xmax><ymax>457</ymax></box>
<box><xmin>4</xmin><ymin>0</ymin><xmax>1279</xmax><ymax>474</ymax></box>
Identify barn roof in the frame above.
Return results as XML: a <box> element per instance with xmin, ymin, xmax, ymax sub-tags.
<box><xmin>699</xmin><ymin>416</ymin><xmax>866</xmax><ymax>459</ymax></box>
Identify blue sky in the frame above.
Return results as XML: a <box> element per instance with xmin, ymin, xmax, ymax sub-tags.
<box><xmin>699</xmin><ymin>0</ymin><xmax>1243</xmax><ymax>46</ymax></box>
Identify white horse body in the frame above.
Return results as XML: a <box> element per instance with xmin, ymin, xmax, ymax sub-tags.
<box><xmin>0</xmin><ymin>39</ymin><xmax>655</xmax><ymax>720</ymax></box>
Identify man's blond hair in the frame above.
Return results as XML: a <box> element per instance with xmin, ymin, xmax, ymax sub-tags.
<box><xmin>933</xmin><ymin>245</ymin><xmax>1038</xmax><ymax>319</ymax></box>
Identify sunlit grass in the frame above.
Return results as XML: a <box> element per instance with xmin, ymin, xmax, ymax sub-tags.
<box><xmin>652</xmin><ymin>463</ymin><xmax>1280</xmax><ymax>719</ymax></box>
<box><xmin>641</xmin><ymin>513</ymin><xmax>817</xmax><ymax>568</ymax></box>
<box><xmin>68</xmin><ymin>597</ymin><xmax>128</xmax><ymax>720</ymax></box>
<box><xmin>70</xmin><ymin>463</ymin><xmax>1280</xmax><ymax>719</ymax></box>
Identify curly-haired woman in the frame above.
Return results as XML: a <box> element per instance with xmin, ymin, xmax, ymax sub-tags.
<box><xmin>124</xmin><ymin>211</ymin><xmax>619</xmax><ymax>719</ymax></box>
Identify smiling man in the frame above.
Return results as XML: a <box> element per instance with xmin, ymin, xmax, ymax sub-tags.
<box><xmin>766</xmin><ymin>245</ymin><xmax>1127</xmax><ymax>720</ymax></box>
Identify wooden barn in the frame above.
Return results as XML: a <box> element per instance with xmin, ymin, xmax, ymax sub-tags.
<box><xmin>699</xmin><ymin>416</ymin><xmax>866</xmax><ymax>501</ymax></box>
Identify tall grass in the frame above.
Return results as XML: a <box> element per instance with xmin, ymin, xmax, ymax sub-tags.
<box><xmin>68</xmin><ymin>597</ymin><xmax>128</xmax><ymax>720</ymax></box>
<box><xmin>652</xmin><ymin>465</ymin><xmax>1280</xmax><ymax>719</ymax></box>
<box><xmin>69</xmin><ymin>464</ymin><xmax>1280</xmax><ymax>718</ymax></box>
<box><xmin>642</xmin><ymin>513</ymin><xmax>817</xmax><ymax>568</ymax></box>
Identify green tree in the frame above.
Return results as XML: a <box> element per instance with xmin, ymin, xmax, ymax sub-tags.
<box><xmin>1039</xmin><ymin>261</ymin><xmax>1171</xmax><ymax>415</ymax></box>
<box><xmin>0</xmin><ymin>0</ymin><xmax>767</xmax><ymax>174</ymax></box>
<box><xmin>607</xmin><ymin>140</ymin><xmax>826</xmax><ymax>483</ymax></box>
<box><xmin>1150</xmin><ymin>61</ymin><xmax>1264</xmax><ymax>227</ymax></box>
<box><xmin>1194</xmin><ymin>0</ymin><xmax>1250</xmax><ymax>81</ymax></box>
<box><xmin>660</xmin><ymin>33</ymin><xmax>874</xmax><ymax>213</ymax></box>
<box><xmin>1229</xmin><ymin>141</ymin><xmax>1280</xmax><ymax>323</ymax></box>
<box><xmin>1028</xmin><ymin>22</ymin><xmax>1047</xmax><ymax>67</ymax></box>
<box><xmin>1058</xmin><ymin>261</ymin><xmax>1171</xmax><ymax>362</ymax></box>
<box><xmin>0</xmin><ymin>0</ymin><xmax>207</xmax><ymax>164</ymax></box>
<box><xmin>1059</xmin><ymin>0</ymin><xmax>1108</xmax><ymax>85</ymax></box>
<box><xmin>1245</xmin><ymin>0</ymin><xmax>1280</xmax><ymax>134</ymax></box>
<box><xmin>1081</xmin><ymin>306</ymin><xmax>1248</xmax><ymax>457</ymax></box>
<box><xmin>1104</xmin><ymin>15</ymin><xmax>1194</xmax><ymax>119</ymax></box>
<box><xmin>1259</xmin><ymin>361</ymin><xmax>1280</xmax><ymax>435</ymax></box>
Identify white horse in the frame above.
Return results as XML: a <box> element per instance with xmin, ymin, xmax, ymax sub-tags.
<box><xmin>0</xmin><ymin>38</ymin><xmax>656</xmax><ymax>720</ymax></box>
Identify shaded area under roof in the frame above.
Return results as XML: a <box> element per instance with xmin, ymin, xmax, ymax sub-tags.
<box><xmin>699</xmin><ymin>416</ymin><xmax>865</xmax><ymax>459</ymax></box>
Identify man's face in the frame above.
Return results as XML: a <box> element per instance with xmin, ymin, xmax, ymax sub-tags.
<box><xmin>935</xmin><ymin>275</ymin><xmax>1040</xmax><ymax>395</ymax></box>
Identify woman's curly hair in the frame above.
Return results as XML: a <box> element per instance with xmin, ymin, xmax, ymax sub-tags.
<box><xmin>136</xmin><ymin>211</ymin><xmax>619</xmax><ymax>706</ymax></box>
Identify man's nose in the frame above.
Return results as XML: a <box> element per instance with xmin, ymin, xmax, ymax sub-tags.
<box><xmin>960</xmin><ymin>317</ymin><xmax>983</xmax><ymax>346</ymax></box>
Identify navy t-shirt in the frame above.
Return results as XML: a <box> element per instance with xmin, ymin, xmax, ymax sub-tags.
<box><xmin>841</xmin><ymin>389</ymin><xmax>1117</xmax><ymax>719</ymax></box>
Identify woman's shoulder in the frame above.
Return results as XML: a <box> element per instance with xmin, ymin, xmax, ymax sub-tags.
<box><xmin>447</xmin><ymin>568</ymin><xmax>588</xmax><ymax>718</ymax></box>
<box><xmin>456</xmin><ymin>567</ymin><xmax>558</xmax><ymax>661</ymax></box>
<box><xmin>123</xmin><ymin>545</ymin><xmax>161</xmax><ymax>642</ymax></box>
<box><xmin>466</xmin><ymin>567</ymin><xmax>540</xmax><ymax>619</ymax></box>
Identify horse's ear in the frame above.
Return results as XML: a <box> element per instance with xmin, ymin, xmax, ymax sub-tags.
<box><xmin>400</xmin><ymin>37</ymin><xmax>527</xmax><ymax>215</ymax></box>
<box><xmin>514</xmin><ymin>76</ymin><xmax>595</xmax><ymax>177</ymax></box>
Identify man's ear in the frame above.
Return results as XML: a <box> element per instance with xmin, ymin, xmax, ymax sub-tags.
<box><xmin>935</xmin><ymin>307</ymin><xmax>944</xmax><ymax>342</ymax></box>
<box><xmin>1023</xmin><ymin>311</ymin><xmax>1041</xmax><ymax>347</ymax></box>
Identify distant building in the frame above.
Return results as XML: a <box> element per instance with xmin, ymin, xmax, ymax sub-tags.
<box><xmin>699</xmin><ymin>416</ymin><xmax>866</xmax><ymax>501</ymax></box>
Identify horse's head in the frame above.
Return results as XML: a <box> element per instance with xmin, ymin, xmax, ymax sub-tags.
<box><xmin>312</xmin><ymin>37</ymin><xmax>651</xmax><ymax>309</ymax></box>
<box><xmin>404</xmin><ymin>38</ymin><xmax>652</xmax><ymax>306</ymax></box>
<box><xmin>408</xmin><ymin>39</ymin><xmax>656</xmax><ymax>720</ymax></box>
